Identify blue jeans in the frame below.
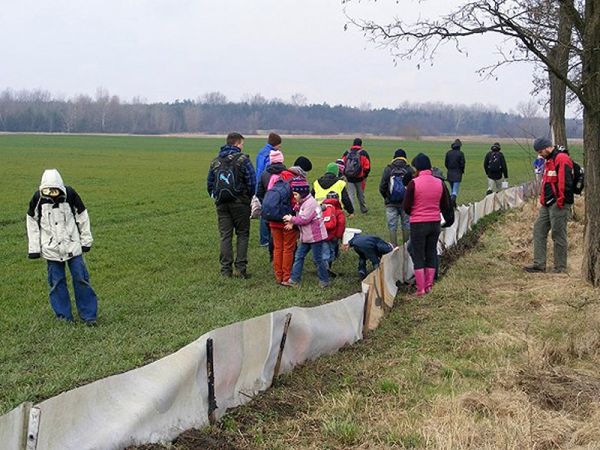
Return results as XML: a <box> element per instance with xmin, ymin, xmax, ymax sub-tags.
<box><xmin>290</xmin><ymin>241</ymin><xmax>330</xmax><ymax>283</ymax></box>
<box><xmin>326</xmin><ymin>239</ymin><xmax>338</xmax><ymax>266</ymax></box>
<box><xmin>47</xmin><ymin>255</ymin><xmax>98</xmax><ymax>321</ymax></box>
<box><xmin>259</xmin><ymin>217</ymin><xmax>270</xmax><ymax>246</ymax></box>
<box><xmin>450</xmin><ymin>181</ymin><xmax>460</xmax><ymax>197</ymax></box>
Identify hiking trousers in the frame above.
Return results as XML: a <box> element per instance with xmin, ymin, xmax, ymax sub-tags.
<box><xmin>347</xmin><ymin>181</ymin><xmax>368</xmax><ymax>213</ymax></box>
<box><xmin>409</xmin><ymin>221</ymin><xmax>441</xmax><ymax>270</ymax></box>
<box><xmin>271</xmin><ymin>226</ymin><xmax>298</xmax><ymax>283</ymax></box>
<box><xmin>216</xmin><ymin>201</ymin><xmax>251</xmax><ymax>275</ymax></box>
<box><xmin>533</xmin><ymin>203</ymin><xmax>571</xmax><ymax>271</ymax></box>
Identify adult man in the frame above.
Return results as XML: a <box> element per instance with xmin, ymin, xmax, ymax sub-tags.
<box><xmin>379</xmin><ymin>148</ymin><xmax>414</xmax><ymax>246</ymax></box>
<box><xmin>26</xmin><ymin>169</ymin><xmax>98</xmax><ymax>325</ymax></box>
<box><xmin>255</xmin><ymin>132</ymin><xmax>282</xmax><ymax>246</ymax></box>
<box><xmin>483</xmin><ymin>142</ymin><xmax>508</xmax><ymax>194</ymax></box>
<box><xmin>207</xmin><ymin>132</ymin><xmax>256</xmax><ymax>278</ymax></box>
<box><xmin>341</xmin><ymin>138</ymin><xmax>371</xmax><ymax>213</ymax></box>
<box><xmin>444</xmin><ymin>138</ymin><xmax>466</xmax><ymax>205</ymax></box>
<box><xmin>312</xmin><ymin>162</ymin><xmax>354</xmax><ymax>214</ymax></box>
<box><xmin>524</xmin><ymin>137</ymin><xmax>574</xmax><ymax>274</ymax></box>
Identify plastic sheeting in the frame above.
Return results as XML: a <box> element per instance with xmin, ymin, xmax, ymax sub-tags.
<box><xmin>1</xmin><ymin>181</ymin><xmax>537</xmax><ymax>450</ymax></box>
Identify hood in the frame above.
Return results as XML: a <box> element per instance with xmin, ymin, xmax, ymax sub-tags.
<box><xmin>322</xmin><ymin>198</ymin><xmax>342</xmax><ymax>209</ymax></box>
<box><xmin>266</xmin><ymin>163</ymin><xmax>286</xmax><ymax>174</ymax></box>
<box><xmin>288</xmin><ymin>166</ymin><xmax>307</xmax><ymax>179</ymax></box>
<box><xmin>317</xmin><ymin>172</ymin><xmax>340</xmax><ymax>188</ymax></box>
<box><xmin>219</xmin><ymin>145</ymin><xmax>241</xmax><ymax>158</ymax></box>
<box><xmin>390</xmin><ymin>157</ymin><xmax>408</xmax><ymax>167</ymax></box>
<box><xmin>39</xmin><ymin>169</ymin><xmax>65</xmax><ymax>192</ymax></box>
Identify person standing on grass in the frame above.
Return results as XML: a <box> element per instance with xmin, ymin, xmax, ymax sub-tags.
<box><xmin>523</xmin><ymin>137</ymin><xmax>574</xmax><ymax>274</ymax></box>
<box><xmin>341</xmin><ymin>138</ymin><xmax>371</xmax><ymax>214</ymax></box>
<box><xmin>312</xmin><ymin>162</ymin><xmax>354</xmax><ymax>215</ymax></box>
<box><xmin>484</xmin><ymin>142</ymin><xmax>509</xmax><ymax>194</ymax></box>
<box><xmin>26</xmin><ymin>169</ymin><xmax>98</xmax><ymax>325</ymax></box>
<box><xmin>256</xmin><ymin>149</ymin><xmax>297</xmax><ymax>285</ymax></box>
<box><xmin>207</xmin><ymin>132</ymin><xmax>256</xmax><ymax>279</ymax></box>
<box><xmin>444</xmin><ymin>138</ymin><xmax>466</xmax><ymax>206</ymax></box>
<box><xmin>403</xmin><ymin>153</ymin><xmax>453</xmax><ymax>296</ymax></box>
<box><xmin>255</xmin><ymin>132</ymin><xmax>282</xmax><ymax>247</ymax></box>
<box><xmin>379</xmin><ymin>148</ymin><xmax>414</xmax><ymax>246</ymax></box>
<box><xmin>282</xmin><ymin>177</ymin><xmax>330</xmax><ymax>288</ymax></box>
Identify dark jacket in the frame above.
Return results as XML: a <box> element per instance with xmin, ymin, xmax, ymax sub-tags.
<box><xmin>379</xmin><ymin>157</ymin><xmax>414</xmax><ymax>207</ymax></box>
<box><xmin>444</xmin><ymin>148</ymin><xmax>466</xmax><ymax>183</ymax></box>
<box><xmin>341</xmin><ymin>146</ymin><xmax>371</xmax><ymax>182</ymax></box>
<box><xmin>540</xmin><ymin>147</ymin><xmax>574</xmax><ymax>208</ymax></box>
<box><xmin>312</xmin><ymin>172</ymin><xmax>355</xmax><ymax>214</ymax></box>
<box><xmin>349</xmin><ymin>234</ymin><xmax>394</xmax><ymax>275</ymax></box>
<box><xmin>207</xmin><ymin>145</ymin><xmax>256</xmax><ymax>204</ymax></box>
<box><xmin>483</xmin><ymin>150</ymin><xmax>508</xmax><ymax>180</ymax></box>
<box><xmin>256</xmin><ymin>162</ymin><xmax>287</xmax><ymax>202</ymax></box>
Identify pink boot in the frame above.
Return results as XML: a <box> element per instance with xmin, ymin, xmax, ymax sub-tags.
<box><xmin>414</xmin><ymin>269</ymin><xmax>427</xmax><ymax>296</ymax></box>
<box><xmin>425</xmin><ymin>268</ymin><xmax>436</xmax><ymax>293</ymax></box>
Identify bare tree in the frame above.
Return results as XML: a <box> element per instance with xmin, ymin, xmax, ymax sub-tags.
<box><xmin>345</xmin><ymin>0</ymin><xmax>600</xmax><ymax>285</ymax></box>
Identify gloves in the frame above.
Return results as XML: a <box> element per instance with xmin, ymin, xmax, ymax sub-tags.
<box><xmin>82</xmin><ymin>246</ymin><xmax>91</xmax><ymax>253</ymax></box>
<box><xmin>28</xmin><ymin>253</ymin><xmax>41</xmax><ymax>259</ymax></box>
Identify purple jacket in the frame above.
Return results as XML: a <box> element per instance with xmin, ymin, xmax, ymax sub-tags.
<box><xmin>290</xmin><ymin>194</ymin><xmax>328</xmax><ymax>243</ymax></box>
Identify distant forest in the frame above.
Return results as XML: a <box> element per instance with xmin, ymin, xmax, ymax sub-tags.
<box><xmin>0</xmin><ymin>89</ymin><xmax>583</xmax><ymax>138</ymax></box>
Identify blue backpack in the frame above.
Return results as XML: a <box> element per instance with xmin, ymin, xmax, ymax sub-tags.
<box><xmin>388</xmin><ymin>167</ymin><xmax>408</xmax><ymax>203</ymax></box>
<box><xmin>261</xmin><ymin>178</ymin><xmax>293</xmax><ymax>222</ymax></box>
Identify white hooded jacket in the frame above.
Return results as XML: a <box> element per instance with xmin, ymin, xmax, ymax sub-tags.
<box><xmin>26</xmin><ymin>169</ymin><xmax>93</xmax><ymax>262</ymax></box>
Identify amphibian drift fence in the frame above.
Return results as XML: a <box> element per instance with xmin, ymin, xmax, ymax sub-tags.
<box><xmin>0</xmin><ymin>182</ymin><xmax>536</xmax><ymax>450</ymax></box>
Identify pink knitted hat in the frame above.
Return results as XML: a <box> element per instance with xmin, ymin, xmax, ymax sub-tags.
<box><xmin>269</xmin><ymin>150</ymin><xmax>284</xmax><ymax>164</ymax></box>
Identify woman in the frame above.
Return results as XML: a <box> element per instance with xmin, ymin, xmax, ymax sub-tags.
<box><xmin>403</xmin><ymin>153</ymin><xmax>453</xmax><ymax>296</ymax></box>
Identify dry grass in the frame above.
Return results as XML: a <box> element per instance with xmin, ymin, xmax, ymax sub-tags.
<box><xmin>139</xmin><ymin>197</ymin><xmax>600</xmax><ymax>450</ymax></box>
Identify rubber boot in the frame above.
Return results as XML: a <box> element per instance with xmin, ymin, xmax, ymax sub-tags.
<box><xmin>414</xmin><ymin>269</ymin><xmax>427</xmax><ymax>296</ymax></box>
<box><xmin>389</xmin><ymin>230</ymin><xmax>398</xmax><ymax>248</ymax></box>
<box><xmin>425</xmin><ymin>267</ymin><xmax>436</xmax><ymax>293</ymax></box>
<box><xmin>402</xmin><ymin>229</ymin><xmax>410</xmax><ymax>245</ymax></box>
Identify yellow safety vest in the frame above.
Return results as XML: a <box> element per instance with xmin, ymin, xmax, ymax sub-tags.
<box><xmin>313</xmin><ymin>179</ymin><xmax>346</xmax><ymax>204</ymax></box>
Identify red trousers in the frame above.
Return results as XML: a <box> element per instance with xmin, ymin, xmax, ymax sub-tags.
<box><xmin>270</xmin><ymin>226</ymin><xmax>298</xmax><ymax>283</ymax></box>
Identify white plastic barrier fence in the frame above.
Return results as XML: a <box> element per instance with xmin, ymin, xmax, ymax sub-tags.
<box><xmin>1</xmin><ymin>182</ymin><xmax>536</xmax><ymax>450</ymax></box>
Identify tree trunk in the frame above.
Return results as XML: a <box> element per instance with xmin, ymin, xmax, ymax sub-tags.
<box><xmin>548</xmin><ymin>3</ymin><xmax>571</xmax><ymax>147</ymax></box>
<box><xmin>581</xmin><ymin>0</ymin><xmax>600</xmax><ymax>286</ymax></box>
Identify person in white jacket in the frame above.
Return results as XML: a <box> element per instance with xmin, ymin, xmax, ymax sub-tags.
<box><xmin>26</xmin><ymin>169</ymin><xmax>98</xmax><ymax>325</ymax></box>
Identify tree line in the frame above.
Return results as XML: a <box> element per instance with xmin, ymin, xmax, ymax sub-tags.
<box><xmin>0</xmin><ymin>88</ymin><xmax>582</xmax><ymax>138</ymax></box>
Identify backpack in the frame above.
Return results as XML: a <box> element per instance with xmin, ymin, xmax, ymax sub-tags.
<box><xmin>572</xmin><ymin>160</ymin><xmax>584</xmax><ymax>195</ymax></box>
<box><xmin>344</xmin><ymin>149</ymin><xmax>362</xmax><ymax>178</ymax></box>
<box><xmin>322</xmin><ymin>204</ymin><xmax>337</xmax><ymax>232</ymax></box>
<box><xmin>388</xmin><ymin>166</ymin><xmax>408</xmax><ymax>203</ymax></box>
<box><xmin>261</xmin><ymin>178</ymin><xmax>293</xmax><ymax>222</ymax></box>
<box><xmin>211</xmin><ymin>153</ymin><xmax>245</xmax><ymax>204</ymax></box>
<box><xmin>487</xmin><ymin>152</ymin><xmax>502</xmax><ymax>173</ymax></box>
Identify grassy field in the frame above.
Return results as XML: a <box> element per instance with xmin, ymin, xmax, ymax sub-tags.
<box><xmin>0</xmin><ymin>133</ymin><xmax>575</xmax><ymax>415</ymax></box>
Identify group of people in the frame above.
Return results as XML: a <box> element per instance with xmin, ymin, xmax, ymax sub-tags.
<box><xmin>25</xmin><ymin>134</ymin><xmax>578</xmax><ymax>324</ymax></box>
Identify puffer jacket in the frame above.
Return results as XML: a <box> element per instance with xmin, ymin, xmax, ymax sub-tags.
<box><xmin>26</xmin><ymin>169</ymin><xmax>93</xmax><ymax>262</ymax></box>
<box><xmin>290</xmin><ymin>194</ymin><xmax>328</xmax><ymax>243</ymax></box>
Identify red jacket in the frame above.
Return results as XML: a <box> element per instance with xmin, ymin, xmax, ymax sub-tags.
<box><xmin>540</xmin><ymin>149</ymin><xmax>574</xmax><ymax>209</ymax></box>
<box><xmin>321</xmin><ymin>198</ymin><xmax>346</xmax><ymax>241</ymax></box>
<box><xmin>342</xmin><ymin>146</ymin><xmax>371</xmax><ymax>182</ymax></box>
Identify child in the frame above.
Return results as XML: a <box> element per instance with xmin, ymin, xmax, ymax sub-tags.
<box><xmin>282</xmin><ymin>178</ymin><xmax>330</xmax><ymax>288</ymax></box>
<box><xmin>26</xmin><ymin>169</ymin><xmax>98</xmax><ymax>325</ymax></box>
<box><xmin>321</xmin><ymin>191</ymin><xmax>346</xmax><ymax>277</ymax></box>
<box><xmin>342</xmin><ymin>230</ymin><xmax>395</xmax><ymax>280</ymax></box>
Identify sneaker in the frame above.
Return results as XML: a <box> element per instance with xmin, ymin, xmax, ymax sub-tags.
<box><xmin>221</xmin><ymin>271</ymin><xmax>233</xmax><ymax>278</ymax></box>
<box><xmin>281</xmin><ymin>279</ymin><xmax>298</xmax><ymax>287</ymax></box>
<box><xmin>319</xmin><ymin>281</ymin><xmax>330</xmax><ymax>289</ymax></box>
<box><xmin>523</xmin><ymin>265</ymin><xmax>546</xmax><ymax>273</ymax></box>
<box><xmin>237</xmin><ymin>271</ymin><xmax>251</xmax><ymax>279</ymax></box>
<box><xmin>85</xmin><ymin>320</ymin><xmax>97</xmax><ymax>327</ymax></box>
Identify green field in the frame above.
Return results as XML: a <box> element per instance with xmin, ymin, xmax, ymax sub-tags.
<box><xmin>0</xmin><ymin>134</ymin><xmax>564</xmax><ymax>415</ymax></box>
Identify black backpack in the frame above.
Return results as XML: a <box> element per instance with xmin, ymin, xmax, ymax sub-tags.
<box><xmin>572</xmin><ymin>160</ymin><xmax>584</xmax><ymax>195</ymax></box>
<box><xmin>211</xmin><ymin>153</ymin><xmax>246</xmax><ymax>204</ymax></box>
<box><xmin>487</xmin><ymin>152</ymin><xmax>502</xmax><ymax>173</ymax></box>
<box><xmin>344</xmin><ymin>149</ymin><xmax>362</xmax><ymax>178</ymax></box>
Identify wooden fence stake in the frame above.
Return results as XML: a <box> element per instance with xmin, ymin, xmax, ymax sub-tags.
<box><xmin>362</xmin><ymin>289</ymin><xmax>371</xmax><ymax>339</ymax></box>
<box><xmin>206</xmin><ymin>338</ymin><xmax>217</xmax><ymax>426</ymax></box>
<box><xmin>26</xmin><ymin>407</ymin><xmax>40</xmax><ymax>450</ymax></box>
<box><xmin>271</xmin><ymin>313</ymin><xmax>293</xmax><ymax>385</ymax></box>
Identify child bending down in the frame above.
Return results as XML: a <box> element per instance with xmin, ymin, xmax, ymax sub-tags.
<box><xmin>282</xmin><ymin>177</ymin><xmax>330</xmax><ymax>288</ymax></box>
<box><xmin>342</xmin><ymin>231</ymin><xmax>395</xmax><ymax>280</ymax></box>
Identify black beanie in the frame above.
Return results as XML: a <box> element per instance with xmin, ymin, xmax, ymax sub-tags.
<box><xmin>491</xmin><ymin>142</ymin><xmax>501</xmax><ymax>151</ymax></box>
<box><xmin>353</xmin><ymin>138</ymin><xmax>362</xmax><ymax>146</ymax></box>
<box><xmin>412</xmin><ymin>153</ymin><xmax>432</xmax><ymax>171</ymax></box>
<box><xmin>293</xmin><ymin>156</ymin><xmax>313</xmax><ymax>172</ymax></box>
<box><xmin>451</xmin><ymin>138</ymin><xmax>462</xmax><ymax>149</ymax></box>
<box><xmin>394</xmin><ymin>148</ymin><xmax>407</xmax><ymax>159</ymax></box>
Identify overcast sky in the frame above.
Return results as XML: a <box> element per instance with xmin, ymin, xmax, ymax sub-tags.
<box><xmin>0</xmin><ymin>0</ymin><xmax>540</xmax><ymax>113</ymax></box>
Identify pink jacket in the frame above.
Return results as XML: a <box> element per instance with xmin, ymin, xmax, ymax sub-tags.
<box><xmin>290</xmin><ymin>194</ymin><xmax>328</xmax><ymax>243</ymax></box>
<box><xmin>404</xmin><ymin>170</ymin><xmax>444</xmax><ymax>223</ymax></box>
